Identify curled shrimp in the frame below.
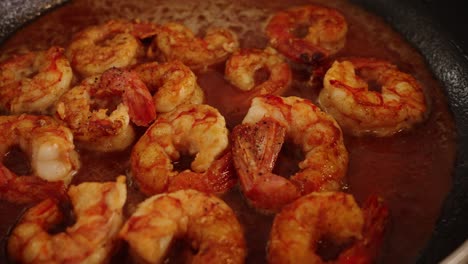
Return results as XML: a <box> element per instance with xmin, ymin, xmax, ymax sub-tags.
<box><xmin>8</xmin><ymin>176</ymin><xmax>127</xmax><ymax>263</ymax></box>
<box><xmin>266</xmin><ymin>5</ymin><xmax>348</xmax><ymax>64</ymax></box>
<box><xmin>132</xmin><ymin>61</ymin><xmax>204</xmax><ymax>113</ymax></box>
<box><xmin>318</xmin><ymin>58</ymin><xmax>427</xmax><ymax>137</ymax></box>
<box><xmin>131</xmin><ymin>104</ymin><xmax>236</xmax><ymax>195</ymax></box>
<box><xmin>55</xmin><ymin>67</ymin><xmax>156</xmax><ymax>152</ymax></box>
<box><xmin>231</xmin><ymin>95</ymin><xmax>348</xmax><ymax>212</ymax></box>
<box><xmin>225</xmin><ymin>47</ymin><xmax>292</xmax><ymax>95</ymax></box>
<box><xmin>150</xmin><ymin>22</ymin><xmax>239</xmax><ymax>69</ymax></box>
<box><xmin>268</xmin><ymin>192</ymin><xmax>389</xmax><ymax>264</ymax></box>
<box><xmin>0</xmin><ymin>46</ymin><xmax>72</xmax><ymax>114</ymax></box>
<box><xmin>120</xmin><ymin>189</ymin><xmax>246</xmax><ymax>264</ymax></box>
<box><xmin>67</xmin><ymin>20</ymin><xmax>160</xmax><ymax>77</ymax></box>
<box><xmin>0</xmin><ymin>114</ymin><xmax>80</xmax><ymax>204</ymax></box>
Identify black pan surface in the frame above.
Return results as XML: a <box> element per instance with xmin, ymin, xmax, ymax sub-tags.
<box><xmin>0</xmin><ymin>0</ymin><xmax>467</xmax><ymax>263</ymax></box>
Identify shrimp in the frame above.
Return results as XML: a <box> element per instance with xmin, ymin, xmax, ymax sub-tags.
<box><xmin>132</xmin><ymin>61</ymin><xmax>204</xmax><ymax>113</ymax></box>
<box><xmin>130</xmin><ymin>104</ymin><xmax>236</xmax><ymax>195</ymax></box>
<box><xmin>0</xmin><ymin>46</ymin><xmax>73</xmax><ymax>114</ymax></box>
<box><xmin>8</xmin><ymin>176</ymin><xmax>127</xmax><ymax>264</ymax></box>
<box><xmin>265</xmin><ymin>5</ymin><xmax>348</xmax><ymax>64</ymax></box>
<box><xmin>119</xmin><ymin>189</ymin><xmax>246</xmax><ymax>264</ymax></box>
<box><xmin>267</xmin><ymin>192</ymin><xmax>389</xmax><ymax>264</ymax></box>
<box><xmin>318</xmin><ymin>58</ymin><xmax>427</xmax><ymax>137</ymax></box>
<box><xmin>0</xmin><ymin>114</ymin><xmax>80</xmax><ymax>204</ymax></box>
<box><xmin>55</xmin><ymin>67</ymin><xmax>156</xmax><ymax>152</ymax></box>
<box><xmin>225</xmin><ymin>47</ymin><xmax>292</xmax><ymax>95</ymax></box>
<box><xmin>150</xmin><ymin>22</ymin><xmax>239</xmax><ymax>69</ymax></box>
<box><xmin>67</xmin><ymin>20</ymin><xmax>160</xmax><ymax>77</ymax></box>
<box><xmin>231</xmin><ymin>95</ymin><xmax>348</xmax><ymax>212</ymax></box>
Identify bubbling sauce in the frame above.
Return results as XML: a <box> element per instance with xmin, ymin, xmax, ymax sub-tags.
<box><xmin>0</xmin><ymin>0</ymin><xmax>456</xmax><ymax>263</ymax></box>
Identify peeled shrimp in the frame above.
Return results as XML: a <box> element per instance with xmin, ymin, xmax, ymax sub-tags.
<box><xmin>120</xmin><ymin>189</ymin><xmax>246</xmax><ymax>264</ymax></box>
<box><xmin>0</xmin><ymin>46</ymin><xmax>72</xmax><ymax>114</ymax></box>
<box><xmin>8</xmin><ymin>176</ymin><xmax>127</xmax><ymax>263</ymax></box>
<box><xmin>231</xmin><ymin>95</ymin><xmax>348</xmax><ymax>212</ymax></box>
<box><xmin>55</xmin><ymin>67</ymin><xmax>156</xmax><ymax>152</ymax></box>
<box><xmin>150</xmin><ymin>22</ymin><xmax>239</xmax><ymax>69</ymax></box>
<box><xmin>0</xmin><ymin>114</ymin><xmax>80</xmax><ymax>204</ymax></box>
<box><xmin>225</xmin><ymin>47</ymin><xmax>292</xmax><ymax>95</ymax></box>
<box><xmin>131</xmin><ymin>104</ymin><xmax>235</xmax><ymax>195</ymax></box>
<box><xmin>318</xmin><ymin>58</ymin><xmax>427</xmax><ymax>136</ymax></box>
<box><xmin>266</xmin><ymin>5</ymin><xmax>348</xmax><ymax>64</ymax></box>
<box><xmin>132</xmin><ymin>61</ymin><xmax>204</xmax><ymax>113</ymax></box>
<box><xmin>268</xmin><ymin>192</ymin><xmax>389</xmax><ymax>264</ymax></box>
<box><xmin>67</xmin><ymin>20</ymin><xmax>159</xmax><ymax>77</ymax></box>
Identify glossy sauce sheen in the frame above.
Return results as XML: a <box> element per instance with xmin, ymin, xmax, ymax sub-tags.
<box><xmin>0</xmin><ymin>0</ymin><xmax>456</xmax><ymax>263</ymax></box>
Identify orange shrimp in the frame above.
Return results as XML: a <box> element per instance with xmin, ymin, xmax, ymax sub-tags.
<box><xmin>231</xmin><ymin>95</ymin><xmax>348</xmax><ymax>212</ymax></box>
<box><xmin>225</xmin><ymin>47</ymin><xmax>292</xmax><ymax>95</ymax></box>
<box><xmin>319</xmin><ymin>58</ymin><xmax>427</xmax><ymax>136</ymax></box>
<box><xmin>266</xmin><ymin>5</ymin><xmax>348</xmax><ymax>64</ymax></box>
<box><xmin>0</xmin><ymin>115</ymin><xmax>80</xmax><ymax>204</ymax></box>
<box><xmin>268</xmin><ymin>192</ymin><xmax>389</xmax><ymax>264</ymax></box>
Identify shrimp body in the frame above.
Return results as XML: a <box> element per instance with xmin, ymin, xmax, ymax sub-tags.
<box><xmin>319</xmin><ymin>58</ymin><xmax>427</xmax><ymax>136</ymax></box>
<box><xmin>120</xmin><ymin>189</ymin><xmax>246</xmax><ymax>264</ymax></box>
<box><xmin>0</xmin><ymin>46</ymin><xmax>72</xmax><ymax>114</ymax></box>
<box><xmin>232</xmin><ymin>95</ymin><xmax>348</xmax><ymax>212</ymax></box>
<box><xmin>131</xmin><ymin>104</ymin><xmax>235</xmax><ymax>195</ymax></box>
<box><xmin>225</xmin><ymin>47</ymin><xmax>292</xmax><ymax>95</ymax></box>
<box><xmin>55</xmin><ymin>67</ymin><xmax>155</xmax><ymax>152</ymax></box>
<box><xmin>266</xmin><ymin>5</ymin><xmax>347</xmax><ymax>64</ymax></box>
<box><xmin>0</xmin><ymin>114</ymin><xmax>80</xmax><ymax>203</ymax></box>
<box><xmin>133</xmin><ymin>61</ymin><xmax>204</xmax><ymax>113</ymax></box>
<box><xmin>268</xmin><ymin>192</ymin><xmax>389</xmax><ymax>264</ymax></box>
<box><xmin>8</xmin><ymin>176</ymin><xmax>127</xmax><ymax>263</ymax></box>
<box><xmin>151</xmin><ymin>22</ymin><xmax>239</xmax><ymax>69</ymax></box>
<box><xmin>67</xmin><ymin>20</ymin><xmax>159</xmax><ymax>77</ymax></box>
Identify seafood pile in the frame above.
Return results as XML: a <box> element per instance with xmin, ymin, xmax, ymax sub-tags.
<box><xmin>0</xmin><ymin>3</ymin><xmax>432</xmax><ymax>263</ymax></box>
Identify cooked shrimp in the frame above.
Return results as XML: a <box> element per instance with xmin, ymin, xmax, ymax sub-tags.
<box><xmin>120</xmin><ymin>189</ymin><xmax>246</xmax><ymax>264</ymax></box>
<box><xmin>268</xmin><ymin>192</ymin><xmax>389</xmax><ymax>264</ymax></box>
<box><xmin>8</xmin><ymin>176</ymin><xmax>127</xmax><ymax>264</ymax></box>
<box><xmin>131</xmin><ymin>104</ymin><xmax>235</xmax><ymax>195</ymax></box>
<box><xmin>132</xmin><ymin>61</ymin><xmax>204</xmax><ymax>113</ymax></box>
<box><xmin>0</xmin><ymin>114</ymin><xmax>80</xmax><ymax>204</ymax></box>
<box><xmin>231</xmin><ymin>95</ymin><xmax>348</xmax><ymax>212</ymax></box>
<box><xmin>225</xmin><ymin>47</ymin><xmax>292</xmax><ymax>95</ymax></box>
<box><xmin>67</xmin><ymin>20</ymin><xmax>160</xmax><ymax>77</ymax></box>
<box><xmin>55</xmin><ymin>67</ymin><xmax>155</xmax><ymax>152</ymax></box>
<box><xmin>0</xmin><ymin>46</ymin><xmax>72</xmax><ymax>114</ymax></box>
<box><xmin>150</xmin><ymin>22</ymin><xmax>239</xmax><ymax>69</ymax></box>
<box><xmin>318</xmin><ymin>58</ymin><xmax>427</xmax><ymax>136</ymax></box>
<box><xmin>266</xmin><ymin>5</ymin><xmax>348</xmax><ymax>64</ymax></box>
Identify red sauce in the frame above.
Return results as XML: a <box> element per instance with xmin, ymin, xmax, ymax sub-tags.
<box><xmin>0</xmin><ymin>0</ymin><xmax>456</xmax><ymax>263</ymax></box>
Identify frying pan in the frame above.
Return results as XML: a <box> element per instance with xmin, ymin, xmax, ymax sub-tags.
<box><xmin>0</xmin><ymin>0</ymin><xmax>467</xmax><ymax>263</ymax></box>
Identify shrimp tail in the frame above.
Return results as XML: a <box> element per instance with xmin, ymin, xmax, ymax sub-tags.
<box><xmin>122</xmin><ymin>76</ymin><xmax>157</xmax><ymax>127</ymax></box>
<box><xmin>338</xmin><ymin>195</ymin><xmax>390</xmax><ymax>264</ymax></box>
<box><xmin>168</xmin><ymin>152</ymin><xmax>237</xmax><ymax>194</ymax></box>
<box><xmin>0</xmin><ymin>165</ymin><xmax>66</xmax><ymax>204</ymax></box>
<box><xmin>232</xmin><ymin>118</ymin><xmax>299</xmax><ymax>212</ymax></box>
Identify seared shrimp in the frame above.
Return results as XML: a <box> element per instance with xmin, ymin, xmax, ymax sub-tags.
<box><xmin>150</xmin><ymin>22</ymin><xmax>239</xmax><ymax>69</ymax></box>
<box><xmin>133</xmin><ymin>61</ymin><xmax>204</xmax><ymax>113</ymax></box>
<box><xmin>55</xmin><ymin>67</ymin><xmax>155</xmax><ymax>152</ymax></box>
<box><xmin>8</xmin><ymin>176</ymin><xmax>127</xmax><ymax>264</ymax></box>
<box><xmin>232</xmin><ymin>95</ymin><xmax>348</xmax><ymax>212</ymax></box>
<box><xmin>0</xmin><ymin>115</ymin><xmax>80</xmax><ymax>204</ymax></box>
<box><xmin>0</xmin><ymin>46</ymin><xmax>72</xmax><ymax>114</ymax></box>
<box><xmin>225</xmin><ymin>47</ymin><xmax>292</xmax><ymax>95</ymax></box>
<box><xmin>266</xmin><ymin>5</ymin><xmax>348</xmax><ymax>64</ymax></box>
<box><xmin>67</xmin><ymin>20</ymin><xmax>159</xmax><ymax>77</ymax></box>
<box><xmin>131</xmin><ymin>104</ymin><xmax>235</xmax><ymax>195</ymax></box>
<box><xmin>319</xmin><ymin>58</ymin><xmax>427</xmax><ymax>136</ymax></box>
<box><xmin>268</xmin><ymin>192</ymin><xmax>389</xmax><ymax>264</ymax></box>
<box><xmin>120</xmin><ymin>189</ymin><xmax>246</xmax><ymax>264</ymax></box>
